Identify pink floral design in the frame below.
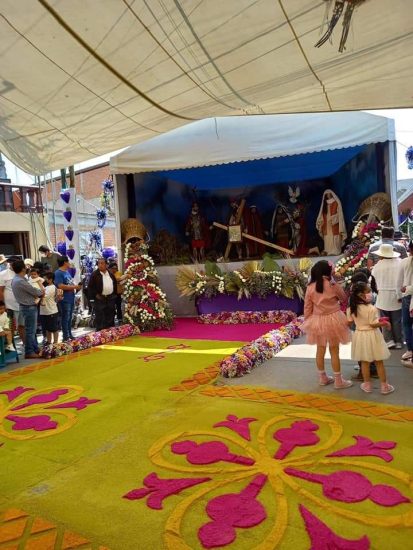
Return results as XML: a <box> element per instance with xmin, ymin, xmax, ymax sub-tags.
<box><xmin>0</xmin><ymin>385</ymin><xmax>100</xmax><ymax>440</ymax></box>
<box><xmin>213</xmin><ymin>415</ymin><xmax>257</xmax><ymax>441</ymax></box>
<box><xmin>124</xmin><ymin>412</ymin><xmax>413</xmax><ymax>548</ymax></box>
<box><xmin>123</xmin><ymin>473</ymin><xmax>210</xmax><ymax>510</ymax></box>
<box><xmin>327</xmin><ymin>435</ymin><xmax>396</xmax><ymax>462</ymax></box>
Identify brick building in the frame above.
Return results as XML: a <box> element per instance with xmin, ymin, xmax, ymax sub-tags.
<box><xmin>44</xmin><ymin>162</ymin><xmax>117</xmax><ymax>254</ymax></box>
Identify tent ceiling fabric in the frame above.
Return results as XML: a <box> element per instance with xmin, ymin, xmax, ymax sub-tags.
<box><xmin>0</xmin><ymin>0</ymin><xmax>410</xmax><ymax>175</ymax></box>
<box><xmin>109</xmin><ymin>111</ymin><xmax>393</xmax><ymax>173</ymax></box>
<box><xmin>148</xmin><ymin>145</ymin><xmax>367</xmax><ymax>189</ymax></box>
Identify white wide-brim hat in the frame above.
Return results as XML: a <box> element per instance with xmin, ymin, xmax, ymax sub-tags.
<box><xmin>0</xmin><ymin>254</ymin><xmax>7</xmax><ymax>265</ymax></box>
<box><xmin>373</xmin><ymin>244</ymin><xmax>400</xmax><ymax>258</ymax></box>
<box><xmin>24</xmin><ymin>258</ymin><xmax>34</xmax><ymax>267</ymax></box>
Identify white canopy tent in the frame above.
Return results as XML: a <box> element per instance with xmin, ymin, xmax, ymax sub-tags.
<box><xmin>0</xmin><ymin>0</ymin><xmax>411</xmax><ymax>175</ymax></box>
<box><xmin>110</xmin><ymin>111</ymin><xmax>395</xmax><ymax>173</ymax></box>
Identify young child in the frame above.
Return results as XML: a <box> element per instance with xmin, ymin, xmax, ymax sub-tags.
<box><xmin>39</xmin><ymin>272</ymin><xmax>59</xmax><ymax>344</ymax></box>
<box><xmin>347</xmin><ymin>281</ymin><xmax>394</xmax><ymax>394</ymax></box>
<box><xmin>349</xmin><ymin>270</ymin><xmax>379</xmax><ymax>380</ymax></box>
<box><xmin>303</xmin><ymin>260</ymin><xmax>352</xmax><ymax>389</ymax></box>
<box><xmin>29</xmin><ymin>267</ymin><xmax>44</xmax><ymax>305</ymax></box>
<box><xmin>0</xmin><ymin>300</ymin><xmax>14</xmax><ymax>352</ymax></box>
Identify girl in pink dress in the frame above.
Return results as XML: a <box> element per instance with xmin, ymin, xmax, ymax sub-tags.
<box><xmin>303</xmin><ymin>260</ymin><xmax>352</xmax><ymax>389</ymax></box>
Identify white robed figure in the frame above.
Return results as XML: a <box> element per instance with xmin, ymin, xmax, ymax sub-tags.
<box><xmin>316</xmin><ymin>189</ymin><xmax>347</xmax><ymax>255</ymax></box>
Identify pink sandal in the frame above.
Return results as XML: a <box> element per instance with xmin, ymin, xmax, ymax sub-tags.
<box><xmin>319</xmin><ymin>373</ymin><xmax>334</xmax><ymax>386</ymax></box>
<box><xmin>334</xmin><ymin>375</ymin><xmax>353</xmax><ymax>389</ymax></box>
<box><xmin>360</xmin><ymin>382</ymin><xmax>372</xmax><ymax>393</ymax></box>
<box><xmin>381</xmin><ymin>383</ymin><xmax>395</xmax><ymax>395</ymax></box>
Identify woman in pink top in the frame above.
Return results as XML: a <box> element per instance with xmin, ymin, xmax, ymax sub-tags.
<box><xmin>303</xmin><ymin>260</ymin><xmax>352</xmax><ymax>389</ymax></box>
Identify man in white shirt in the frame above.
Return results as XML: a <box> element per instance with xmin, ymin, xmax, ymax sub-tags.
<box><xmin>87</xmin><ymin>258</ymin><xmax>117</xmax><ymax>331</ymax></box>
<box><xmin>372</xmin><ymin>244</ymin><xmax>402</xmax><ymax>349</ymax></box>
<box><xmin>0</xmin><ymin>255</ymin><xmax>25</xmax><ymax>343</ymax></box>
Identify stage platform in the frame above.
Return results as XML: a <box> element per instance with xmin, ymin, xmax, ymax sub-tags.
<box><xmin>157</xmin><ymin>256</ymin><xmax>341</xmax><ymax>316</ymax></box>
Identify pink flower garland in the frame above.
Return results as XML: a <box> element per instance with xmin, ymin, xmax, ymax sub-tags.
<box><xmin>220</xmin><ymin>316</ymin><xmax>304</xmax><ymax>378</ymax></box>
<box><xmin>198</xmin><ymin>310</ymin><xmax>297</xmax><ymax>325</ymax></box>
<box><xmin>40</xmin><ymin>324</ymin><xmax>140</xmax><ymax>359</ymax></box>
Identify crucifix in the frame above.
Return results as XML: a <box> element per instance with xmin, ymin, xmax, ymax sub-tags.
<box><xmin>213</xmin><ymin>199</ymin><xmax>294</xmax><ymax>259</ymax></box>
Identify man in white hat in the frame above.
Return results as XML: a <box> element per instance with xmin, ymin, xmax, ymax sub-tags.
<box><xmin>372</xmin><ymin>243</ymin><xmax>402</xmax><ymax>349</ymax></box>
<box><xmin>0</xmin><ymin>255</ymin><xmax>25</xmax><ymax>344</ymax></box>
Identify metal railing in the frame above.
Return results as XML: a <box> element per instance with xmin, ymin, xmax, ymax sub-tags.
<box><xmin>0</xmin><ymin>184</ymin><xmax>44</xmax><ymax>213</ymax></box>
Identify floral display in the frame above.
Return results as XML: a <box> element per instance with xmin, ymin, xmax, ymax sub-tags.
<box><xmin>198</xmin><ymin>309</ymin><xmax>296</xmax><ymax>325</ymax></box>
<box><xmin>335</xmin><ymin>221</ymin><xmax>381</xmax><ymax>287</ymax></box>
<box><xmin>40</xmin><ymin>324</ymin><xmax>140</xmax><ymax>359</ymax></box>
<box><xmin>219</xmin><ymin>316</ymin><xmax>303</xmax><ymax>378</ymax></box>
<box><xmin>176</xmin><ymin>257</ymin><xmax>312</xmax><ymax>301</ymax></box>
<box><xmin>100</xmin><ymin>177</ymin><xmax>115</xmax><ymax>212</ymax></box>
<box><xmin>96</xmin><ymin>208</ymin><xmax>107</xmax><ymax>229</ymax></box>
<box><xmin>123</xmin><ymin>242</ymin><xmax>174</xmax><ymax>331</ymax></box>
<box><xmin>125</xmin><ymin>410</ymin><xmax>413</xmax><ymax>549</ymax></box>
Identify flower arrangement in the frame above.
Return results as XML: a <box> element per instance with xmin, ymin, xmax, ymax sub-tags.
<box><xmin>176</xmin><ymin>256</ymin><xmax>312</xmax><ymax>302</ymax></box>
<box><xmin>100</xmin><ymin>178</ymin><xmax>115</xmax><ymax>212</ymax></box>
<box><xmin>41</xmin><ymin>324</ymin><xmax>140</xmax><ymax>359</ymax></box>
<box><xmin>220</xmin><ymin>316</ymin><xmax>304</xmax><ymax>378</ymax></box>
<box><xmin>335</xmin><ymin>221</ymin><xmax>381</xmax><ymax>287</ymax></box>
<box><xmin>123</xmin><ymin>242</ymin><xmax>173</xmax><ymax>331</ymax></box>
<box><xmin>198</xmin><ymin>309</ymin><xmax>297</xmax><ymax>325</ymax></box>
<box><xmin>89</xmin><ymin>229</ymin><xmax>102</xmax><ymax>252</ymax></box>
<box><xmin>96</xmin><ymin>208</ymin><xmax>107</xmax><ymax>229</ymax></box>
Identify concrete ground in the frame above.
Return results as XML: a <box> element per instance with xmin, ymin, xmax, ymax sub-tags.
<box><xmin>221</xmin><ymin>335</ymin><xmax>413</xmax><ymax>407</ymax></box>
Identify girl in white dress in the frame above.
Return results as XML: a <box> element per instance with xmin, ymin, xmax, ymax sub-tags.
<box><xmin>347</xmin><ymin>281</ymin><xmax>395</xmax><ymax>395</ymax></box>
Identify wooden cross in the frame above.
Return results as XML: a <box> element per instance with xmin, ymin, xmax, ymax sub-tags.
<box><xmin>212</xmin><ymin>199</ymin><xmax>294</xmax><ymax>259</ymax></box>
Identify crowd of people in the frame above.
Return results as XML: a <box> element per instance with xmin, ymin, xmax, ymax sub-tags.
<box><xmin>0</xmin><ymin>246</ymin><xmax>123</xmax><ymax>359</ymax></box>
<box><xmin>303</xmin><ymin>226</ymin><xmax>413</xmax><ymax>396</ymax></box>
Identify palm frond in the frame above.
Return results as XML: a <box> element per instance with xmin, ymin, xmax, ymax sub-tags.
<box><xmin>239</xmin><ymin>261</ymin><xmax>259</xmax><ymax>280</ymax></box>
<box><xmin>176</xmin><ymin>266</ymin><xmax>197</xmax><ymax>295</ymax></box>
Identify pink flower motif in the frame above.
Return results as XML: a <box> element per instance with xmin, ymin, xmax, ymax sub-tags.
<box><xmin>46</xmin><ymin>397</ymin><xmax>100</xmax><ymax>410</ymax></box>
<box><xmin>213</xmin><ymin>415</ymin><xmax>257</xmax><ymax>441</ymax></box>
<box><xmin>123</xmin><ymin>472</ymin><xmax>210</xmax><ymax>510</ymax></box>
<box><xmin>0</xmin><ymin>386</ymin><xmax>34</xmax><ymax>402</ymax></box>
<box><xmin>273</xmin><ymin>420</ymin><xmax>320</xmax><ymax>459</ymax></box>
<box><xmin>198</xmin><ymin>474</ymin><xmax>267</xmax><ymax>549</ymax></box>
<box><xmin>285</xmin><ymin>468</ymin><xmax>410</xmax><ymax>507</ymax></box>
<box><xmin>6</xmin><ymin>414</ymin><xmax>58</xmax><ymax>431</ymax></box>
<box><xmin>171</xmin><ymin>440</ymin><xmax>255</xmax><ymax>466</ymax></box>
<box><xmin>299</xmin><ymin>504</ymin><xmax>370</xmax><ymax>549</ymax></box>
<box><xmin>328</xmin><ymin>435</ymin><xmax>396</xmax><ymax>462</ymax></box>
<box><xmin>11</xmin><ymin>389</ymin><xmax>69</xmax><ymax>411</ymax></box>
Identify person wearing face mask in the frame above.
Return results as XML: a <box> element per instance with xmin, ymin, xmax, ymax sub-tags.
<box><xmin>347</xmin><ymin>281</ymin><xmax>394</xmax><ymax>394</ymax></box>
<box><xmin>371</xmin><ymin>243</ymin><xmax>402</xmax><ymax>349</ymax></box>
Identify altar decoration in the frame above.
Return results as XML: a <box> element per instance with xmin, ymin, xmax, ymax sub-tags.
<box><xmin>406</xmin><ymin>146</ymin><xmax>413</xmax><ymax>170</ymax></box>
<box><xmin>60</xmin><ymin>188</ymin><xmax>80</xmax><ymax>282</ymax></box>
<box><xmin>40</xmin><ymin>324</ymin><xmax>140</xmax><ymax>359</ymax></box>
<box><xmin>198</xmin><ymin>310</ymin><xmax>296</xmax><ymax>325</ymax></box>
<box><xmin>176</xmin><ymin>257</ymin><xmax>312</xmax><ymax>302</ymax></box>
<box><xmin>220</xmin><ymin>316</ymin><xmax>303</xmax><ymax>378</ymax></box>
<box><xmin>122</xmin><ymin>225</ymin><xmax>174</xmax><ymax>331</ymax></box>
<box><xmin>335</xmin><ymin>222</ymin><xmax>381</xmax><ymax>286</ymax></box>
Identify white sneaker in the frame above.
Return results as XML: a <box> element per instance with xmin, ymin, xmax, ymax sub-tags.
<box><xmin>401</xmin><ymin>359</ymin><xmax>413</xmax><ymax>368</ymax></box>
<box><xmin>386</xmin><ymin>340</ymin><xmax>395</xmax><ymax>349</ymax></box>
<box><xmin>395</xmin><ymin>343</ymin><xmax>403</xmax><ymax>350</ymax></box>
<box><xmin>5</xmin><ymin>344</ymin><xmax>14</xmax><ymax>352</ymax></box>
<box><xmin>401</xmin><ymin>351</ymin><xmax>412</xmax><ymax>360</ymax></box>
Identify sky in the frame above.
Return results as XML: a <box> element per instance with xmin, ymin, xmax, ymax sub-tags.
<box><xmin>3</xmin><ymin>109</ymin><xmax>413</xmax><ymax>187</ymax></box>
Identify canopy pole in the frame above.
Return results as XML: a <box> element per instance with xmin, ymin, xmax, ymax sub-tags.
<box><xmin>388</xmin><ymin>141</ymin><xmax>399</xmax><ymax>229</ymax></box>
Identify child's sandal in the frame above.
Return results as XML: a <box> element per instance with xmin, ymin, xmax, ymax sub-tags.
<box><xmin>319</xmin><ymin>373</ymin><xmax>334</xmax><ymax>386</ymax></box>
<box><xmin>381</xmin><ymin>383</ymin><xmax>395</xmax><ymax>395</ymax></box>
<box><xmin>360</xmin><ymin>382</ymin><xmax>372</xmax><ymax>393</ymax></box>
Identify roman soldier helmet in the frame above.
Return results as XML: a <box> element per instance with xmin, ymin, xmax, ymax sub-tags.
<box><xmin>121</xmin><ymin>218</ymin><xmax>148</xmax><ymax>244</ymax></box>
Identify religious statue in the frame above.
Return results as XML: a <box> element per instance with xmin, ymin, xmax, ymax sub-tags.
<box><xmin>185</xmin><ymin>202</ymin><xmax>210</xmax><ymax>263</ymax></box>
<box><xmin>270</xmin><ymin>203</ymin><xmax>296</xmax><ymax>250</ymax></box>
<box><xmin>315</xmin><ymin>189</ymin><xmax>347</xmax><ymax>255</ymax></box>
<box><xmin>228</xmin><ymin>199</ymin><xmax>246</xmax><ymax>260</ymax></box>
<box><xmin>245</xmin><ymin>205</ymin><xmax>265</xmax><ymax>257</ymax></box>
<box><xmin>120</xmin><ymin>218</ymin><xmax>173</xmax><ymax>331</ymax></box>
